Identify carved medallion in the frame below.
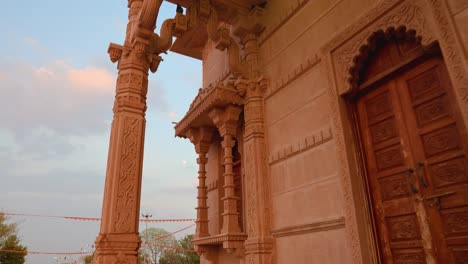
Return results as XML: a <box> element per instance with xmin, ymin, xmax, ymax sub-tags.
<box><xmin>366</xmin><ymin>91</ymin><xmax>393</xmax><ymax>124</ymax></box>
<box><xmin>407</xmin><ymin>67</ymin><xmax>441</xmax><ymax>102</ymax></box>
<box><xmin>370</xmin><ymin>118</ymin><xmax>398</xmax><ymax>144</ymax></box>
<box><xmin>429</xmin><ymin>157</ymin><xmax>467</xmax><ymax>188</ymax></box>
<box><xmin>442</xmin><ymin>210</ymin><xmax>468</xmax><ymax>235</ymax></box>
<box><xmin>387</xmin><ymin>214</ymin><xmax>420</xmax><ymax>241</ymax></box>
<box><xmin>375</xmin><ymin>144</ymin><xmax>404</xmax><ymax>171</ymax></box>
<box><xmin>414</xmin><ymin>95</ymin><xmax>450</xmax><ymax>126</ymax></box>
<box><xmin>422</xmin><ymin>125</ymin><xmax>460</xmax><ymax>157</ymax></box>
<box><xmin>379</xmin><ymin>173</ymin><xmax>410</xmax><ymax>200</ymax></box>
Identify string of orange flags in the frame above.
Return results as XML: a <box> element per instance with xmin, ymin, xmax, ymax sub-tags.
<box><xmin>0</xmin><ymin>224</ymin><xmax>197</xmax><ymax>256</ymax></box>
<box><xmin>0</xmin><ymin>245</ymin><xmax>196</xmax><ymax>255</ymax></box>
<box><xmin>0</xmin><ymin>249</ymin><xmax>92</xmax><ymax>255</ymax></box>
<box><xmin>1</xmin><ymin>212</ymin><xmax>195</xmax><ymax>223</ymax></box>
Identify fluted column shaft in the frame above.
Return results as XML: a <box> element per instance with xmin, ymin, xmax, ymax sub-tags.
<box><xmin>187</xmin><ymin>127</ymin><xmax>214</xmax><ymax>239</ymax></box>
<box><xmin>196</xmin><ymin>153</ymin><xmax>210</xmax><ymax>237</ymax></box>
<box><xmin>220</xmin><ymin>135</ymin><xmax>241</xmax><ymax>234</ymax></box>
<box><xmin>208</xmin><ymin>106</ymin><xmax>243</xmax><ymax>236</ymax></box>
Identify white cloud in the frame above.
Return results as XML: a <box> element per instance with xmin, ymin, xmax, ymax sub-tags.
<box><xmin>0</xmin><ymin>60</ymin><xmax>115</xmax><ymax>136</ymax></box>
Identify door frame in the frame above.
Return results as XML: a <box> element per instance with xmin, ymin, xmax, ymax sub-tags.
<box><xmin>346</xmin><ymin>37</ymin><xmax>444</xmax><ymax>262</ymax></box>
<box><xmin>320</xmin><ymin>0</ymin><xmax>468</xmax><ymax>262</ymax></box>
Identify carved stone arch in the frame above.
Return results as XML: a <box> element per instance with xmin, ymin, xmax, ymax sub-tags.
<box><xmin>347</xmin><ymin>26</ymin><xmax>428</xmax><ymax>91</ymax></box>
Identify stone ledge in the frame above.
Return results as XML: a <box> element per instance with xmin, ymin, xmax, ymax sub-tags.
<box><xmin>269</xmin><ymin>126</ymin><xmax>333</xmax><ymax>165</ymax></box>
<box><xmin>271</xmin><ymin>217</ymin><xmax>345</xmax><ymax>238</ymax></box>
<box><xmin>193</xmin><ymin>233</ymin><xmax>248</xmax><ymax>245</ymax></box>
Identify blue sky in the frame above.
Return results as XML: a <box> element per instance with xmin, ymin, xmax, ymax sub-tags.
<box><xmin>0</xmin><ymin>1</ymin><xmax>202</xmax><ymax>263</ymax></box>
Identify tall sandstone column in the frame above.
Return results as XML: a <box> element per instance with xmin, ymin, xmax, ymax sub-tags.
<box><xmin>93</xmin><ymin>0</ymin><xmax>162</xmax><ymax>263</ymax></box>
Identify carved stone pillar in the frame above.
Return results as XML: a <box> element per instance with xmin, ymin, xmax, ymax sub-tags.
<box><xmin>93</xmin><ymin>1</ymin><xmax>163</xmax><ymax>263</ymax></box>
<box><xmin>187</xmin><ymin>127</ymin><xmax>214</xmax><ymax>238</ymax></box>
<box><xmin>209</xmin><ymin>106</ymin><xmax>243</xmax><ymax>238</ymax></box>
<box><xmin>234</xmin><ymin>11</ymin><xmax>274</xmax><ymax>263</ymax></box>
<box><xmin>236</xmin><ymin>78</ymin><xmax>274</xmax><ymax>264</ymax></box>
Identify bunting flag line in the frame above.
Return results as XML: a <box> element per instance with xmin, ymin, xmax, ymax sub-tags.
<box><xmin>0</xmin><ymin>249</ymin><xmax>93</xmax><ymax>255</ymax></box>
<box><xmin>1</xmin><ymin>212</ymin><xmax>195</xmax><ymax>223</ymax></box>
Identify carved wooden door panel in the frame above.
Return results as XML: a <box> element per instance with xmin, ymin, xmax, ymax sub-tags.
<box><xmin>357</xmin><ymin>81</ymin><xmax>427</xmax><ymax>263</ymax></box>
<box><xmin>357</xmin><ymin>56</ymin><xmax>468</xmax><ymax>263</ymax></box>
<box><xmin>397</xmin><ymin>57</ymin><xmax>468</xmax><ymax>263</ymax></box>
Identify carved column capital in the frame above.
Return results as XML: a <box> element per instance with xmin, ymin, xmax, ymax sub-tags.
<box><xmin>235</xmin><ymin>77</ymin><xmax>269</xmax><ymax>98</ymax></box>
<box><xmin>187</xmin><ymin>126</ymin><xmax>214</xmax><ymax>154</ymax></box>
<box><xmin>233</xmin><ymin>6</ymin><xmax>265</xmax><ymax>43</ymax></box>
<box><xmin>208</xmin><ymin>106</ymin><xmax>242</xmax><ymax>137</ymax></box>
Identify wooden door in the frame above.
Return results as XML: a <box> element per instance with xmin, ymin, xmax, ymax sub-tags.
<box><xmin>356</xmin><ymin>57</ymin><xmax>468</xmax><ymax>263</ymax></box>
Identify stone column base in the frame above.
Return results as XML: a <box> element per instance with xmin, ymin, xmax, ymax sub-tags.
<box><xmin>245</xmin><ymin>238</ymin><xmax>274</xmax><ymax>264</ymax></box>
<box><xmin>93</xmin><ymin>233</ymin><xmax>141</xmax><ymax>264</ymax></box>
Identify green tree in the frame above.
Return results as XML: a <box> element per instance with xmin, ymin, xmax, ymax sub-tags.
<box><xmin>80</xmin><ymin>254</ymin><xmax>93</xmax><ymax>264</ymax></box>
<box><xmin>139</xmin><ymin>228</ymin><xmax>176</xmax><ymax>264</ymax></box>
<box><xmin>159</xmin><ymin>234</ymin><xmax>199</xmax><ymax>264</ymax></box>
<box><xmin>0</xmin><ymin>214</ymin><xmax>27</xmax><ymax>264</ymax></box>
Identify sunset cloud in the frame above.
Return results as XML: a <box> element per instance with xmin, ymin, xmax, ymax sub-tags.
<box><xmin>167</xmin><ymin>112</ymin><xmax>179</xmax><ymax>118</ymax></box>
<box><xmin>68</xmin><ymin>67</ymin><xmax>114</xmax><ymax>92</ymax></box>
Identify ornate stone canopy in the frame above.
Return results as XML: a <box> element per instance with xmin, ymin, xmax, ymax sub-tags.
<box><xmin>174</xmin><ymin>81</ymin><xmax>244</xmax><ymax>138</ymax></box>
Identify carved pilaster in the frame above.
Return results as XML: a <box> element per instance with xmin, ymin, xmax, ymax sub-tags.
<box><xmin>209</xmin><ymin>106</ymin><xmax>243</xmax><ymax>250</ymax></box>
<box><xmin>187</xmin><ymin>127</ymin><xmax>215</xmax><ymax>239</ymax></box>
<box><xmin>236</xmin><ymin>78</ymin><xmax>274</xmax><ymax>264</ymax></box>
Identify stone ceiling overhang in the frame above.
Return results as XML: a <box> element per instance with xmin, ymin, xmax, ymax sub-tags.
<box><xmin>174</xmin><ymin>83</ymin><xmax>244</xmax><ymax>137</ymax></box>
<box><xmin>165</xmin><ymin>0</ymin><xmax>265</xmax><ymax>14</ymax></box>
<box><xmin>164</xmin><ymin>0</ymin><xmax>267</xmax><ymax>59</ymax></box>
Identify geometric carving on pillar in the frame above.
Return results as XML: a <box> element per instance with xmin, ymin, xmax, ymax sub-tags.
<box><xmin>187</xmin><ymin>126</ymin><xmax>215</xmax><ymax>239</ymax></box>
<box><xmin>93</xmin><ymin>0</ymin><xmax>194</xmax><ymax>262</ymax></box>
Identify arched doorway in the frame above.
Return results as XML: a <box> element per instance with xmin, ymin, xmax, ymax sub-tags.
<box><xmin>349</xmin><ymin>27</ymin><xmax>468</xmax><ymax>263</ymax></box>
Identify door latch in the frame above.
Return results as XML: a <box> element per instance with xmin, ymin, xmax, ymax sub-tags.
<box><xmin>418</xmin><ymin>191</ymin><xmax>455</xmax><ymax>210</ymax></box>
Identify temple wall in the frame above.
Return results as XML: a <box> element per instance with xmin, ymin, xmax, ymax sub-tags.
<box><xmin>202</xmin><ymin>41</ymin><xmax>229</xmax><ymax>88</ymax></box>
<box><xmin>447</xmin><ymin>0</ymin><xmax>468</xmax><ymax>63</ymax></box>
<box><xmin>259</xmin><ymin>0</ymin><xmax>378</xmax><ymax>262</ymax></box>
<box><xmin>195</xmin><ymin>0</ymin><xmax>468</xmax><ymax>263</ymax></box>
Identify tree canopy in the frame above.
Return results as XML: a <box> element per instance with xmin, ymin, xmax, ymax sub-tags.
<box><xmin>0</xmin><ymin>214</ymin><xmax>27</xmax><ymax>264</ymax></box>
<box><xmin>140</xmin><ymin>227</ymin><xmax>177</xmax><ymax>264</ymax></box>
<box><xmin>159</xmin><ymin>234</ymin><xmax>199</xmax><ymax>264</ymax></box>
<box><xmin>139</xmin><ymin>228</ymin><xmax>199</xmax><ymax>264</ymax></box>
